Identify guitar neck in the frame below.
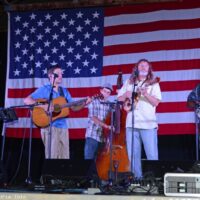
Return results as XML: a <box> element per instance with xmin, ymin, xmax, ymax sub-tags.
<box><xmin>62</xmin><ymin>98</ymin><xmax>87</xmax><ymax>108</ymax></box>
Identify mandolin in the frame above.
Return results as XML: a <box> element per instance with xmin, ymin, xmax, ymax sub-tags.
<box><xmin>123</xmin><ymin>77</ymin><xmax>160</xmax><ymax>112</ymax></box>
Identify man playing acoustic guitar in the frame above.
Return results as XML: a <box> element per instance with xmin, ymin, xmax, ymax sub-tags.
<box><xmin>117</xmin><ymin>59</ymin><xmax>162</xmax><ymax>179</ymax></box>
<box><xmin>24</xmin><ymin>65</ymin><xmax>89</xmax><ymax>159</ymax></box>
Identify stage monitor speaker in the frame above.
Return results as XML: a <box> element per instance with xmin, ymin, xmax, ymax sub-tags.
<box><xmin>40</xmin><ymin>159</ymin><xmax>95</xmax><ymax>188</ymax></box>
<box><xmin>164</xmin><ymin>173</ymin><xmax>200</xmax><ymax>197</ymax></box>
<box><xmin>142</xmin><ymin>160</ymin><xmax>195</xmax><ymax>179</ymax></box>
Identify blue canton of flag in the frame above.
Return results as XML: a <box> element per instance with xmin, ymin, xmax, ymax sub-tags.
<box><xmin>9</xmin><ymin>8</ymin><xmax>104</xmax><ymax>78</ymax></box>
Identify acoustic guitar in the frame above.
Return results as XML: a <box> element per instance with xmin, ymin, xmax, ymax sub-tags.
<box><xmin>32</xmin><ymin>93</ymin><xmax>103</xmax><ymax>128</ymax></box>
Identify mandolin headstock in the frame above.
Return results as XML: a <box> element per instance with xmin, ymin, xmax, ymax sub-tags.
<box><xmin>148</xmin><ymin>76</ymin><xmax>160</xmax><ymax>85</ymax></box>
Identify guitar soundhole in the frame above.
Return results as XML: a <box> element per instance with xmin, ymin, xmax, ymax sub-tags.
<box><xmin>54</xmin><ymin>104</ymin><xmax>61</xmax><ymax>113</ymax></box>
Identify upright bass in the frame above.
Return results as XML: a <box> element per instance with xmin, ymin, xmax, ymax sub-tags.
<box><xmin>96</xmin><ymin>71</ymin><xmax>130</xmax><ymax>182</ymax></box>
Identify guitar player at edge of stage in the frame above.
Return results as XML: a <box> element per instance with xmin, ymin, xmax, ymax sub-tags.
<box><xmin>24</xmin><ymin>65</ymin><xmax>90</xmax><ymax>159</ymax></box>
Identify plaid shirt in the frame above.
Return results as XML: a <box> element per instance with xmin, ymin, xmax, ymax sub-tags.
<box><xmin>85</xmin><ymin>98</ymin><xmax>111</xmax><ymax>142</ymax></box>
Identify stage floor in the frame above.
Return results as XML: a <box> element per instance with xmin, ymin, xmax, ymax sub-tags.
<box><xmin>0</xmin><ymin>186</ymin><xmax>200</xmax><ymax>200</ymax></box>
<box><xmin>0</xmin><ymin>191</ymin><xmax>199</xmax><ymax>200</ymax></box>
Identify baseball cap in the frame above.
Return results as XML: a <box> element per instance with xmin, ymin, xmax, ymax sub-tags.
<box><xmin>101</xmin><ymin>83</ymin><xmax>113</xmax><ymax>92</ymax></box>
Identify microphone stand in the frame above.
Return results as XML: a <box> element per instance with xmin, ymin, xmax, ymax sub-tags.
<box><xmin>108</xmin><ymin>103</ymin><xmax>115</xmax><ymax>186</ymax></box>
<box><xmin>25</xmin><ymin>104</ymin><xmax>34</xmax><ymax>185</ymax></box>
<box><xmin>195</xmin><ymin>113</ymin><xmax>199</xmax><ymax>161</ymax></box>
<box><xmin>100</xmin><ymin>101</ymin><xmax>122</xmax><ymax>186</ymax></box>
<box><xmin>47</xmin><ymin>77</ymin><xmax>56</xmax><ymax>159</ymax></box>
<box><xmin>187</xmin><ymin>99</ymin><xmax>200</xmax><ymax>161</ymax></box>
<box><xmin>131</xmin><ymin>80</ymin><xmax>138</xmax><ymax>178</ymax></box>
<box><xmin>195</xmin><ymin>105</ymin><xmax>200</xmax><ymax>161</ymax></box>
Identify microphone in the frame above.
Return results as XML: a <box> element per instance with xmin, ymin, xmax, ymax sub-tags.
<box><xmin>53</xmin><ymin>73</ymin><xmax>59</xmax><ymax>78</ymax></box>
<box><xmin>133</xmin><ymin>68</ymin><xmax>139</xmax><ymax>77</ymax></box>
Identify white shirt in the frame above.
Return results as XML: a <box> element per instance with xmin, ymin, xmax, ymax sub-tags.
<box><xmin>117</xmin><ymin>79</ymin><xmax>162</xmax><ymax>129</ymax></box>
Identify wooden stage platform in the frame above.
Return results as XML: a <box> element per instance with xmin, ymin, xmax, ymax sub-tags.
<box><xmin>0</xmin><ymin>185</ymin><xmax>200</xmax><ymax>200</ymax></box>
<box><xmin>0</xmin><ymin>191</ymin><xmax>199</xmax><ymax>200</ymax></box>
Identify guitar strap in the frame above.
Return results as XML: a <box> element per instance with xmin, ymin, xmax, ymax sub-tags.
<box><xmin>58</xmin><ymin>86</ymin><xmax>65</xmax><ymax>97</ymax></box>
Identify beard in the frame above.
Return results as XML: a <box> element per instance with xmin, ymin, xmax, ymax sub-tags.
<box><xmin>139</xmin><ymin>71</ymin><xmax>148</xmax><ymax>76</ymax></box>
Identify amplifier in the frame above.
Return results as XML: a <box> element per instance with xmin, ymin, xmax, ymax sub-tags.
<box><xmin>164</xmin><ymin>173</ymin><xmax>200</xmax><ymax>197</ymax></box>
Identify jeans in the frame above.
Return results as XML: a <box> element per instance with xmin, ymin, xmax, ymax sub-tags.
<box><xmin>84</xmin><ymin>137</ymin><xmax>100</xmax><ymax>159</ymax></box>
<box><xmin>126</xmin><ymin>128</ymin><xmax>158</xmax><ymax>178</ymax></box>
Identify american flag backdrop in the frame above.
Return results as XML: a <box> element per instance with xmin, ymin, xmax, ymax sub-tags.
<box><xmin>5</xmin><ymin>1</ymin><xmax>200</xmax><ymax>139</ymax></box>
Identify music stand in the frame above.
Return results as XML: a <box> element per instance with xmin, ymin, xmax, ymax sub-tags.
<box><xmin>9</xmin><ymin>104</ymin><xmax>37</xmax><ymax>185</ymax></box>
<box><xmin>6</xmin><ymin>104</ymin><xmax>39</xmax><ymax>185</ymax></box>
<box><xmin>0</xmin><ymin>107</ymin><xmax>18</xmax><ymax>122</ymax></box>
<box><xmin>0</xmin><ymin>108</ymin><xmax>18</xmax><ymax>161</ymax></box>
<box><xmin>0</xmin><ymin>108</ymin><xmax>18</xmax><ymax>185</ymax></box>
